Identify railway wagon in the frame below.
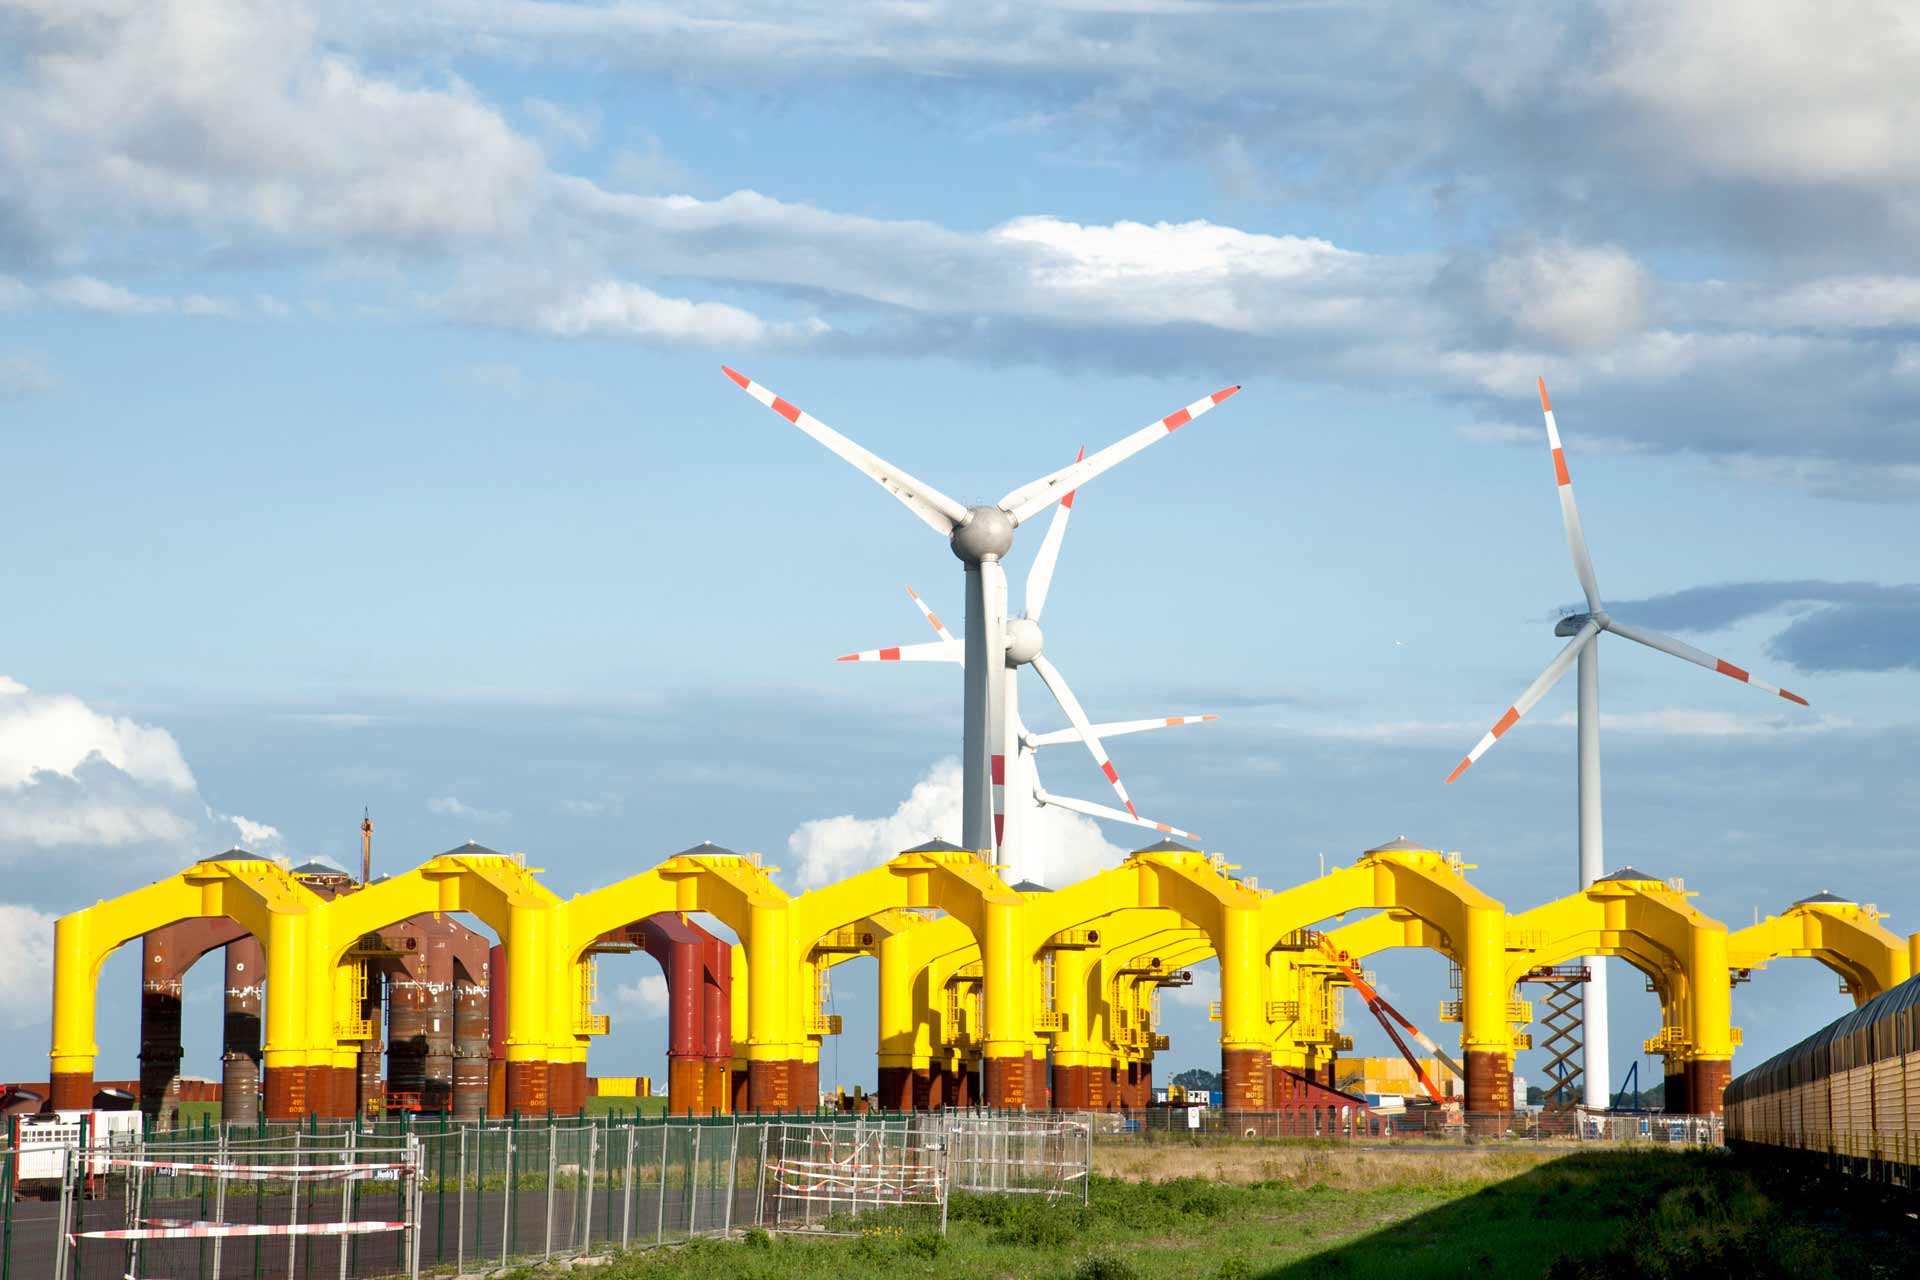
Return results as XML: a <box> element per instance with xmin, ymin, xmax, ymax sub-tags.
<box><xmin>1725</xmin><ymin>973</ymin><xmax>1920</xmax><ymax>1185</ymax></box>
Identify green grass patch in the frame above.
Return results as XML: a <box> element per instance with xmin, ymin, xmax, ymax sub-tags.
<box><xmin>523</xmin><ymin>1148</ymin><xmax>1920</xmax><ymax>1280</ymax></box>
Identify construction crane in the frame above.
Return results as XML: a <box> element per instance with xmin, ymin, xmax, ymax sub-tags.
<box><xmin>1317</xmin><ymin>936</ymin><xmax>1461</xmax><ymax>1113</ymax></box>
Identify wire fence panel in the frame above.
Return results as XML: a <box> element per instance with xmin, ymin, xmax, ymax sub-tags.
<box><xmin>2</xmin><ymin>1110</ymin><xmax>1096</xmax><ymax>1277</ymax></box>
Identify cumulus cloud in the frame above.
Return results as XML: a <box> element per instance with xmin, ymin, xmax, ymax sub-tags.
<box><xmin>611</xmin><ymin>973</ymin><xmax>669</xmax><ymax>1018</ymax></box>
<box><xmin>1607</xmin><ymin>581</ymin><xmax>1920</xmax><ymax>672</ymax></box>
<box><xmin>1</xmin><ymin>0</ymin><xmax>542</xmax><ymax>257</ymax></box>
<box><xmin>0</xmin><ymin>904</ymin><xmax>55</xmax><ymax>1029</ymax></box>
<box><xmin>0</xmin><ymin>678</ymin><xmax>283</xmax><ymax>899</ymax></box>
<box><xmin>786</xmin><ymin>757</ymin><xmax>1132</xmax><ymax>890</ymax></box>
<box><xmin>1479</xmin><ymin>241</ymin><xmax>1649</xmax><ymax>351</ymax></box>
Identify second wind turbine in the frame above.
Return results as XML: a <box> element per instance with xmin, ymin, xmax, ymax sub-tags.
<box><xmin>723</xmin><ymin>365</ymin><xmax>1241</xmax><ymax>855</ymax></box>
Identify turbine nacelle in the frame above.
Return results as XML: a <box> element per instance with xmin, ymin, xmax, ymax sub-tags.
<box><xmin>1004</xmin><ymin>617</ymin><xmax>1044</xmax><ymax>666</ymax></box>
<box><xmin>950</xmin><ymin>505</ymin><xmax>1014</xmax><ymax>563</ymax></box>
<box><xmin>1553</xmin><ymin>610</ymin><xmax>1610</xmax><ymax>637</ymax></box>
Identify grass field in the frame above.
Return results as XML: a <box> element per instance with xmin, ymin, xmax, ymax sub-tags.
<box><xmin>512</xmin><ymin>1141</ymin><xmax>1920</xmax><ymax>1280</ymax></box>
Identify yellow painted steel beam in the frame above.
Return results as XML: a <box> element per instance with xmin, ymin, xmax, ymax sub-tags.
<box><xmin>52</xmin><ymin>856</ymin><xmax>321</xmax><ymax>1080</ymax></box>
<box><xmin>1728</xmin><ymin>900</ymin><xmax>1909</xmax><ymax>1004</ymax></box>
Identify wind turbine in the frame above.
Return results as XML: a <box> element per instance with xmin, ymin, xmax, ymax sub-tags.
<box><xmin>723</xmin><ymin>365</ymin><xmax>1240</xmax><ymax>855</ymax></box>
<box><xmin>1446</xmin><ymin>377</ymin><xmax>1809</xmax><ymax>1111</ymax></box>
<box><xmin>837</xmin><ymin>458</ymin><xmax>1217</xmax><ymax>881</ymax></box>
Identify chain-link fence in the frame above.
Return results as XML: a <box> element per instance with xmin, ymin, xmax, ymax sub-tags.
<box><xmin>6</xmin><ymin>1109</ymin><xmax>1096</xmax><ymax>1278</ymax></box>
<box><xmin>1088</xmin><ymin>1106</ymin><xmax>1724</xmax><ymax>1146</ymax></box>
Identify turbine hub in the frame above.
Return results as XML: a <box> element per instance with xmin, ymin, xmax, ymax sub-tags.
<box><xmin>949</xmin><ymin>505</ymin><xmax>1014</xmax><ymax>563</ymax></box>
<box><xmin>1005</xmin><ymin>618</ymin><xmax>1044</xmax><ymax>666</ymax></box>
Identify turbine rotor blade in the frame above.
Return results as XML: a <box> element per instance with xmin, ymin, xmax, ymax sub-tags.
<box><xmin>1539</xmin><ymin>378</ymin><xmax>1603</xmax><ymax>611</ymax></box>
<box><xmin>1028</xmin><ymin>715</ymin><xmax>1219</xmax><ymax>748</ymax></box>
<box><xmin>722</xmin><ymin>366</ymin><xmax>971</xmax><ymax>536</ymax></box>
<box><xmin>1024</xmin><ymin>446</ymin><xmax>1082</xmax><ymax>622</ymax></box>
<box><xmin>1034</xmin><ymin>785</ymin><xmax>1198</xmax><ymax>842</ymax></box>
<box><xmin>836</xmin><ymin>640</ymin><xmax>963</xmax><ymax>663</ymax></box>
<box><xmin>997</xmin><ymin>386</ymin><xmax>1241</xmax><ymax>526</ymax></box>
<box><xmin>1604</xmin><ymin>620</ymin><xmax>1809</xmax><ymax>706</ymax></box>
<box><xmin>1445</xmin><ymin>618</ymin><xmax>1602</xmax><ymax>784</ymax></box>
<box><xmin>904</xmin><ymin>585</ymin><xmax>956</xmax><ymax>642</ymax></box>
<box><xmin>1031</xmin><ymin>653</ymin><xmax>1137</xmax><ymax>816</ymax></box>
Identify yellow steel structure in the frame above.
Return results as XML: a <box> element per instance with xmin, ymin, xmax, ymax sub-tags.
<box><xmin>1728</xmin><ymin>897</ymin><xmax>1909</xmax><ymax>1003</ymax></box>
<box><xmin>56</xmin><ymin>836</ymin><xmax>1900</xmax><ymax>1120</ymax></box>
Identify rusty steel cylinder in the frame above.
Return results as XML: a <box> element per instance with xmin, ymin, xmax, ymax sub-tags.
<box><xmin>386</xmin><ymin>969</ymin><xmax>431</xmax><ymax>1099</ymax></box>
<box><xmin>222</xmin><ymin>936</ymin><xmax>264</xmax><ymax>1126</ymax></box>
<box><xmin>453</xmin><ymin>970</ymin><xmax>490</xmax><ymax>1121</ymax></box>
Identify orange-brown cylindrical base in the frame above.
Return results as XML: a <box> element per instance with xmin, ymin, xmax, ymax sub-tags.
<box><xmin>1052</xmin><ymin>1064</ymin><xmax>1091</xmax><ymax>1111</ymax></box>
<box><xmin>668</xmin><ymin>1056</ymin><xmax>705</xmax><ymax>1116</ymax></box>
<box><xmin>505</xmin><ymin>1060</ymin><xmax>550</xmax><ymax>1115</ymax></box>
<box><xmin>792</xmin><ymin>1060</ymin><xmax>819</xmax><ymax>1112</ymax></box>
<box><xmin>704</xmin><ymin>1060</ymin><xmax>731</xmax><ymax>1114</ymax></box>
<box><xmin>1687</xmin><ymin>1059</ymin><xmax>1730</xmax><ymax>1116</ymax></box>
<box><xmin>984</xmin><ymin>1054</ymin><xmax>1034</xmax><ymax>1109</ymax></box>
<box><xmin>263</xmin><ymin>1066</ymin><xmax>307</xmax><ymax>1121</ymax></box>
<box><xmin>748</xmin><ymin>1059</ymin><xmax>791</xmax><ymax>1113</ymax></box>
<box><xmin>331</xmin><ymin>1063</ymin><xmax>359</xmax><ymax>1119</ymax></box>
<box><xmin>1464</xmin><ymin>1049</ymin><xmax>1512</xmax><ymax>1134</ymax></box>
<box><xmin>487</xmin><ymin>1059</ymin><xmax>507</xmax><ymax>1118</ymax></box>
<box><xmin>1223</xmin><ymin>1048</ymin><xmax>1270</xmax><ymax>1111</ymax></box>
<box><xmin>51</xmin><ymin>1071</ymin><xmax>94</xmax><ymax>1112</ymax></box>
<box><xmin>731</xmin><ymin>1066</ymin><xmax>750</xmax><ymax>1114</ymax></box>
<box><xmin>877</xmin><ymin>1066</ymin><xmax>913</xmax><ymax>1112</ymax></box>
<box><xmin>1663</xmin><ymin>1071</ymin><xmax>1688</xmax><ymax>1115</ymax></box>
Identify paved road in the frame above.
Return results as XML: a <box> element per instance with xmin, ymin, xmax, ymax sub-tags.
<box><xmin>8</xmin><ymin>1182</ymin><xmax>756</xmax><ymax>1278</ymax></box>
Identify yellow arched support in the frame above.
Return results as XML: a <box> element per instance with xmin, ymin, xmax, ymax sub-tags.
<box><xmin>311</xmin><ymin>850</ymin><xmax>557</xmax><ymax>1115</ymax></box>
<box><xmin>50</xmin><ymin>856</ymin><xmax>320</xmax><ymax>1110</ymax></box>
<box><xmin>1729</xmin><ymin>898</ymin><xmax>1909</xmax><ymax>1005</ymax></box>
<box><xmin>1504</xmin><ymin>873</ymin><xmax>1732</xmax><ymax>1113</ymax></box>
<box><xmin>1226</xmin><ymin>841</ymin><xmax>1507</xmax><ymax>1110</ymax></box>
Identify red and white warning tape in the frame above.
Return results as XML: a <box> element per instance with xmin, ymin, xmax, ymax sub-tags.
<box><xmin>101</xmin><ymin>1157</ymin><xmax>411</xmax><ymax>1176</ymax></box>
<box><xmin>73</xmin><ymin>1218</ymin><xmax>407</xmax><ymax>1242</ymax></box>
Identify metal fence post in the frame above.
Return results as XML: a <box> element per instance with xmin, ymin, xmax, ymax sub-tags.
<box><xmin>544</xmin><ymin>1119</ymin><xmax>557</xmax><ymax>1261</ymax></box>
<box><xmin>502</xmin><ymin>1124</ymin><xmax>515</xmax><ymax>1268</ymax></box>
<box><xmin>456</xmin><ymin>1124</ymin><xmax>468</xmax><ymax>1276</ymax></box>
<box><xmin>722</xmin><ymin>1123</ymin><xmax>740</xmax><ymax>1236</ymax></box>
<box><xmin>583</xmin><ymin>1121</ymin><xmax>599</xmax><ymax>1254</ymax></box>
<box><xmin>620</xmin><ymin>1122</ymin><xmax>635</xmax><ymax>1250</ymax></box>
<box><xmin>656</xmin><ymin>1121</ymin><xmax>668</xmax><ymax>1243</ymax></box>
<box><xmin>688</xmin><ymin>1123</ymin><xmax>702</xmax><ymax>1236</ymax></box>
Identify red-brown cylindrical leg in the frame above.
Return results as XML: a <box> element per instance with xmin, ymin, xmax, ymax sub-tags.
<box><xmin>505</xmin><ymin>1060</ymin><xmax>550</xmax><ymax>1115</ymax></box>
<box><xmin>1223</xmin><ymin>1048</ymin><xmax>1269</xmax><ymax>1110</ymax></box>
<box><xmin>1688</xmin><ymin>1059</ymin><xmax>1730</xmax><ymax>1116</ymax></box>
<box><xmin>877</xmin><ymin>1066</ymin><xmax>913</xmax><ymax>1112</ymax></box>
<box><xmin>1465</xmin><ymin>1049</ymin><xmax>1512</xmax><ymax>1134</ymax></box>
<box><xmin>748</xmin><ymin>1059</ymin><xmax>791</xmax><ymax>1113</ymax></box>
<box><xmin>1052</xmin><ymin>1064</ymin><xmax>1090</xmax><ymax>1111</ymax></box>
<box><xmin>262</xmin><ymin>1066</ymin><xmax>304</xmax><ymax>1121</ymax></box>
<box><xmin>792</xmin><ymin>1060</ymin><xmax>819</xmax><ymax>1112</ymax></box>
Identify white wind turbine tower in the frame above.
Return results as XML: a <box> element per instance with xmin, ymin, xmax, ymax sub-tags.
<box><xmin>723</xmin><ymin>365</ymin><xmax>1240</xmax><ymax>856</ymax></box>
<box><xmin>1446</xmin><ymin>377</ymin><xmax>1810</xmax><ymax>1111</ymax></box>
<box><xmin>837</xmin><ymin>456</ymin><xmax>1218</xmax><ymax>883</ymax></box>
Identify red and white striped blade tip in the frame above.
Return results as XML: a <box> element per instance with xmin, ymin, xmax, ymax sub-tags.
<box><xmin>1537</xmin><ymin>376</ymin><xmax>1550</xmax><ymax>413</ymax></box>
<box><xmin>1061</xmin><ymin>445</ymin><xmax>1085</xmax><ymax>508</ymax></box>
<box><xmin>1713</xmin><ymin>657</ymin><xmax>1809</xmax><ymax>706</ymax></box>
<box><xmin>1162</xmin><ymin>386</ymin><xmax>1241</xmax><ymax>432</ymax></box>
<box><xmin>722</xmin><ymin>365</ymin><xmax>750</xmax><ymax>389</ymax></box>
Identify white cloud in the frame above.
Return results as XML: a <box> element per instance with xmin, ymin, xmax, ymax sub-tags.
<box><xmin>0</xmin><ymin>678</ymin><xmax>283</xmax><ymax>884</ymax></box>
<box><xmin>1481</xmin><ymin>241</ymin><xmax>1649</xmax><ymax>351</ymax></box>
<box><xmin>1165</xmin><ymin>964</ymin><xmax>1217</xmax><ymax>1010</ymax></box>
<box><xmin>0</xmin><ymin>904</ymin><xmax>56</xmax><ymax>1029</ymax></box>
<box><xmin>2</xmin><ymin>0</ymin><xmax>542</xmax><ymax>253</ymax></box>
<box><xmin>427</xmin><ymin>795</ymin><xmax>509</xmax><ymax>822</ymax></box>
<box><xmin>612</xmin><ymin>974</ymin><xmax>668</xmax><ymax>1017</ymax></box>
<box><xmin>523</xmin><ymin>280</ymin><xmax>822</xmax><ymax>347</ymax></box>
<box><xmin>0</xmin><ymin>679</ymin><xmax>195</xmax><ymax>791</ymax></box>
<box><xmin>786</xmin><ymin>757</ymin><xmax>1130</xmax><ymax>890</ymax></box>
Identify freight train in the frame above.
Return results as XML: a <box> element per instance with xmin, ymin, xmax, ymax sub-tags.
<box><xmin>1724</xmin><ymin>972</ymin><xmax>1920</xmax><ymax>1186</ymax></box>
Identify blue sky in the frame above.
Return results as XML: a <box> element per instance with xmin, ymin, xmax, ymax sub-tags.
<box><xmin>1</xmin><ymin>0</ymin><xmax>1917</xmax><ymax>1098</ymax></box>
